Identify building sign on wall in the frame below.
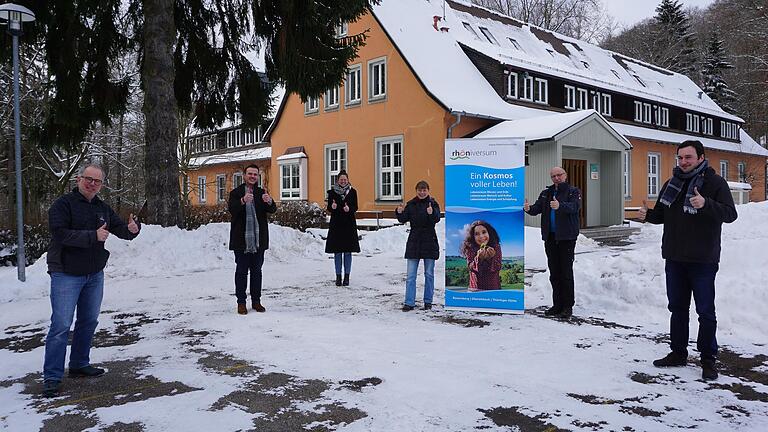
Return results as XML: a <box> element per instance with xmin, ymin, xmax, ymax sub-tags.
<box><xmin>444</xmin><ymin>138</ymin><xmax>526</xmax><ymax>314</ymax></box>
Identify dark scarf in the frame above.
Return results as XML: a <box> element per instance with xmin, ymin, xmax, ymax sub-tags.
<box><xmin>332</xmin><ymin>183</ymin><xmax>351</xmax><ymax>198</ymax></box>
<box><xmin>660</xmin><ymin>159</ymin><xmax>708</xmax><ymax>215</ymax></box>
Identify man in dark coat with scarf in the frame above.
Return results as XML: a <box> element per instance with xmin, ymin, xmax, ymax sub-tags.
<box><xmin>228</xmin><ymin>164</ymin><xmax>277</xmax><ymax>314</ymax></box>
<box><xmin>639</xmin><ymin>140</ymin><xmax>737</xmax><ymax>381</ymax></box>
<box><xmin>524</xmin><ymin>166</ymin><xmax>582</xmax><ymax>319</ymax></box>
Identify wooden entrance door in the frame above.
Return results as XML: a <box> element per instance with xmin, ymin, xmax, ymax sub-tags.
<box><xmin>562</xmin><ymin>159</ymin><xmax>587</xmax><ymax>228</ymax></box>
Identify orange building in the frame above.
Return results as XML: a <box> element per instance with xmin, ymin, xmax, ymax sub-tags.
<box><xmin>182</xmin><ymin>122</ymin><xmax>272</xmax><ymax>206</ymax></box>
<box><xmin>266</xmin><ymin>0</ymin><xmax>766</xmax><ymax>224</ymax></box>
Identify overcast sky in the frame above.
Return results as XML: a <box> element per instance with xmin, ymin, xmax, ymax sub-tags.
<box><xmin>603</xmin><ymin>0</ymin><xmax>716</xmax><ymax>28</ymax></box>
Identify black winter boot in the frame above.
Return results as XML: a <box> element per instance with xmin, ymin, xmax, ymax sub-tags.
<box><xmin>335</xmin><ymin>274</ymin><xmax>342</xmax><ymax>286</ymax></box>
<box><xmin>342</xmin><ymin>274</ymin><xmax>350</xmax><ymax>286</ymax></box>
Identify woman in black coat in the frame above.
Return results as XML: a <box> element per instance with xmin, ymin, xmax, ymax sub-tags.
<box><xmin>396</xmin><ymin>180</ymin><xmax>441</xmax><ymax>311</ymax></box>
<box><xmin>325</xmin><ymin>170</ymin><xmax>360</xmax><ymax>286</ymax></box>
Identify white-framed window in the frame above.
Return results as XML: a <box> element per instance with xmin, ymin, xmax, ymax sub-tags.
<box><xmin>738</xmin><ymin>162</ymin><xmax>746</xmax><ymax>182</ymax></box>
<box><xmin>634</xmin><ymin>101</ymin><xmax>643</xmax><ymax>122</ymax></box>
<box><xmin>692</xmin><ymin>114</ymin><xmax>700</xmax><ymax>133</ymax></box>
<box><xmin>534</xmin><ymin>78</ymin><xmax>548</xmax><ymax>104</ymax></box>
<box><xmin>325</xmin><ymin>86</ymin><xmax>340</xmax><ymax>110</ymax></box>
<box><xmin>687</xmin><ymin>113</ymin><xmax>694</xmax><ymax>132</ymax></box>
<box><xmin>564</xmin><ymin>85</ymin><xmax>575</xmax><ymax>109</ymax></box>
<box><xmin>648</xmin><ymin>153</ymin><xmax>660</xmax><ymax>197</ymax></box>
<box><xmin>376</xmin><ymin>136</ymin><xmax>403</xmax><ymax>200</ymax></box>
<box><xmin>368</xmin><ymin>57</ymin><xmax>387</xmax><ymax>101</ymax></box>
<box><xmin>591</xmin><ymin>90</ymin><xmax>600</xmax><ymax>111</ymax></box>
<box><xmin>601</xmin><ymin>93</ymin><xmax>612</xmax><ymax>117</ymax></box>
<box><xmin>577</xmin><ymin>88</ymin><xmax>588</xmax><ymax>110</ymax></box>
<box><xmin>280</xmin><ymin>163</ymin><xmax>301</xmax><ymax>199</ymax></box>
<box><xmin>521</xmin><ymin>75</ymin><xmax>534</xmax><ymax>101</ymax></box>
<box><xmin>233</xmin><ymin>172</ymin><xmax>244</xmax><ymax>188</ymax></box>
<box><xmin>197</xmin><ymin>176</ymin><xmax>207</xmax><ymax>203</ymax></box>
<box><xmin>335</xmin><ymin>21</ymin><xmax>348</xmax><ymax>37</ymax></box>
<box><xmin>462</xmin><ymin>22</ymin><xmax>480</xmax><ymax>39</ymax></box>
<box><xmin>325</xmin><ymin>143</ymin><xmax>347</xmax><ymax>190</ymax></box>
<box><xmin>719</xmin><ymin>161</ymin><xmax>729</xmax><ymax>180</ymax></box>
<box><xmin>479</xmin><ymin>26</ymin><xmax>499</xmax><ymax>44</ymax></box>
<box><xmin>216</xmin><ymin>174</ymin><xmax>226</xmax><ymax>202</ymax></box>
<box><xmin>623</xmin><ymin>151</ymin><xmax>631</xmax><ymax>198</ymax></box>
<box><xmin>703</xmin><ymin>118</ymin><xmax>713</xmax><ymax>135</ymax></box>
<box><xmin>305</xmin><ymin>96</ymin><xmax>319</xmax><ymax>114</ymax></box>
<box><xmin>244</xmin><ymin>129</ymin><xmax>254</xmax><ymax>145</ymax></box>
<box><xmin>721</xmin><ymin>121</ymin><xmax>727</xmax><ymax>138</ymax></box>
<box><xmin>660</xmin><ymin>107</ymin><xmax>669</xmax><ymax>127</ymax></box>
<box><xmin>256</xmin><ymin>125</ymin><xmax>263</xmax><ymax>143</ymax></box>
<box><xmin>345</xmin><ymin>64</ymin><xmax>362</xmax><ymax>106</ymax></box>
<box><xmin>643</xmin><ymin>103</ymin><xmax>652</xmax><ymax>124</ymax></box>
<box><xmin>506</xmin><ymin>72</ymin><xmax>518</xmax><ymax>99</ymax></box>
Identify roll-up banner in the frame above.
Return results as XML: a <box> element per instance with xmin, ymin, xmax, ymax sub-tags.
<box><xmin>444</xmin><ymin>138</ymin><xmax>526</xmax><ymax>314</ymax></box>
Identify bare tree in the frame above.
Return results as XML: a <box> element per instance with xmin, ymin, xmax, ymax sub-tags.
<box><xmin>473</xmin><ymin>0</ymin><xmax>616</xmax><ymax>43</ymax></box>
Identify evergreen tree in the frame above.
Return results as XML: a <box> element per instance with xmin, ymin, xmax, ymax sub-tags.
<box><xmin>701</xmin><ymin>32</ymin><xmax>737</xmax><ymax>114</ymax></box>
<box><xmin>12</xmin><ymin>0</ymin><xmax>378</xmax><ymax>226</ymax></box>
<box><xmin>652</xmin><ymin>0</ymin><xmax>698</xmax><ymax>75</ymax></box>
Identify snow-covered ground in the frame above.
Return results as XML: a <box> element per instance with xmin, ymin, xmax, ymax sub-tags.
<box><xmin>1</xmin><ymin>202</ymin><xmax>767</xmax><ymax>431</ymax></box>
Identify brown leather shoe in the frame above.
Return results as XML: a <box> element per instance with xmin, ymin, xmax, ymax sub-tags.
<box><xmin>253</xmin><ymin>302</ymin><xmax>266</xmax><ymax>313</ymax></box>
<box><xmin>237</xmin><ymin>304</ymin><xmax>247</xmax><ymax>315</ymax></box>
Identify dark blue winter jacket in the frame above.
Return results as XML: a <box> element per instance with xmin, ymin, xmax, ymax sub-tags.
<box><xmin>526</xmin><ymin>182</ymin><xmax>582</xmax><ymax>241</ymax></box>
<box><xmin>47</xmin><ymin>188</ymin><xmax>140</xmax><ymax>275</ymax></box>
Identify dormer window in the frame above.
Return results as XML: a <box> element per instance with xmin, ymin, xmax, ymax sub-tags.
<box><xmin>462</xmin><ymin>22</ymin><xmax>480</xmax><ymax>40</ymax></box>
<box><xmin>633</xmin><ymin>74</ymin><xmax>646</xmax><ymax>87</ymax></box>
<box><xmin>479</xmin><ymin>27</ymin><xmax>499</xmax><ymax>45</ymax></box>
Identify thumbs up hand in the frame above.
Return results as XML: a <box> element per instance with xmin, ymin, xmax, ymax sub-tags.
<box><xmin>426</xmin><ymin>202</ymin><xmax>433</xmax><ymax>215</ymax></box>
<box><xmin>523</xmin><ymin>198</ymin><xmax>530</xmax><ymax>213</ymax></box>
<box><xmin>690</xmin><ymin>186</ymin><xmax>705</xmax><ymax>209</ymax></box>
<box><xmin>97</xmin><ymin>223</ymin><xmax>110</xmax><ymax>242</ymax></box>
<box><xmin>638</xmin><ymin>200</ymin><xmax>648</xmax><ymax>222</ymax></box>
<box><xmin>127</xmin><ymin>214</ymin><xmax>139</xmax><ymax>234</ymax></box>
<box><xmin>331</xmin><ymin>201</ymin><xmax>337</xmax><ymax>210</ymax></box>
<box><xmin>550</xmin><ymin>196</ymin><xmax>560</xmax><ymax>210</ymax></box>
<box><xmin>343</xmin><ymin>203</ymin><xmax>350</xmax><ymax>213</ymax></box>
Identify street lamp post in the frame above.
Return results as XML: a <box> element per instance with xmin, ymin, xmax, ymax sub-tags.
<box><xmin>0</xmin><ymin>3</ymin><xmax>35</xmax><ymax>282</ymax></box>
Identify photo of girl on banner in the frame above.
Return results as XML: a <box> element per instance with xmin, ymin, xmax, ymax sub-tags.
<box><xmin>461</xmin><ymin>220</ymin><xmax>502</xmax><ymax>291</ymax></box>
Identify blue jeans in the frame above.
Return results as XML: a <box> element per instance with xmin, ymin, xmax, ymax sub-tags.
<box><xmin>334</xmin><ymin>253</ymin><xmax>352</xmax><ymax>275</ymax></box>
<box><xmin>665</xmin><ymin>260</ymin><xmax>719</xmax><ymax>360</ymax></box>
<box><xmin>404</xmin><ymin>259</ymin><xmax>435</xmax><ymax>307</ymax></box>
<box><xmin>235</xmin><ymin>249</ymin><xmax>265</xmax><ymax>304</ymax></box>
<box><xmin>43</xmin><ymin>271</ymin><xmax>104</xmax><ymax>382</ymax></box>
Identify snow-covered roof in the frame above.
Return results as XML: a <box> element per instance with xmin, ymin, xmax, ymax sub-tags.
<box><xmin>610</xmin><ymin>122</ymin><xmax>768</xmax><ymax>156</ymax></box>
<box><xmin>475</xmin><ymin>109</ymin><xmax>631</xmax><ymax>149</ymax></box>
<box><xmin>728</xmin><ymin>181</ymin><xmax>752</xmax><ymax>190</ymax></box>
<box><xmin>185</xmin><ymin>85</ymin><xmax>286</xmax><ymax>137</ymax></box>
<box><xmin>188</xmin><ymin>146</ymin><xmax>271</xmax><ymax>168</ymax></box>
<box><xmin>439</xmin><ymin>0</ymin><xmax>742</xmax><ymax>122</ymax></box>
<box><xmin>371</xmin><ymin>0</ymin><xmax>762</xmax><ymax>156</ymax></box>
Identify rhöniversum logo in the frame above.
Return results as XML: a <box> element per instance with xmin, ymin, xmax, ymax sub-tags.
<box><xmin>449</xmin><ymin>149</ymin><xmax>498</xmax><ymax>160</ymax></box>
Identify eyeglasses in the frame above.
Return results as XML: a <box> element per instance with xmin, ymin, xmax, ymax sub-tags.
<box><xmin>81</xmin><ymin>176</ymin><xmax>104</xmax><ymax>185</ymax></box>
<box><xmin>550</xmin><ymin>173</ymin><xmax>565</xmax><ymax>179</ymax></box>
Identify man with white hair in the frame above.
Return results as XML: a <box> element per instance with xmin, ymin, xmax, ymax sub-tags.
<box><xmin>43</xmin><ymin>164</ymin><xmax>141</xmax><ymax>397</ymax></box>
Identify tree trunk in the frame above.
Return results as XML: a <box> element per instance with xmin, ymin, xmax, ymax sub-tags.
<box><xmin>142</xmin><ymin>0</ymin><xmax>181</xmax><ymax>227</ymax></box>
<box><xmin>116</xmin><ymin>112</ymin><xmax>124</xmax><ymax>214</ymax></box>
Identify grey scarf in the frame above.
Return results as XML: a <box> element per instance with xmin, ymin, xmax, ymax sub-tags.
<box><xmin>245</xmin><ymin>186</ymin><xmax>260</xmax><ymax>253</ymax></box>
<box><xmin>660</xmin><ymin>159</ymin><xmax>708</xmax><ymax>215</ymax></box>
